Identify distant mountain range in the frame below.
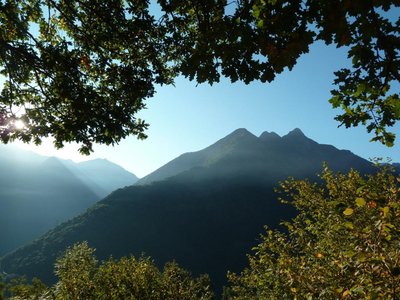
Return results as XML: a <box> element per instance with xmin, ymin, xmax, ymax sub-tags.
<box><xmin>0</xmin><ymin>129</ymin><xmax>375</xmax><ymax>293</ymax></box>
<box><xmin>137</xmin><ymin>128</ymin><xmax>372</xmax><ymax>185</ymax></box>
<box><xmin>0</xmin><ymin>145</ymin><xmax>138</xmax><ymax>256</ymax></box>
<box><xmin>62</xmin><ymin>158</ymin><xmax>139</xmax><ymax>198</ymax></box>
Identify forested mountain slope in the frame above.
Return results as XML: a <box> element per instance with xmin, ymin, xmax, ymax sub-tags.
<box><xmin>0</xmin><ymin>129</ymin><xmax>374</xmax><ymax>292</ymax></box>
<box><xmin>0</xmin><ymin>146</ymin><xmax>138</xmax><ymax>255</ymax></box>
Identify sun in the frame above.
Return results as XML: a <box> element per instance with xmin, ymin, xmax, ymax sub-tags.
<box><xmin>14</xmin><ymin>119</ymin><xmax>26</xmax><ymax>130</ymax></box>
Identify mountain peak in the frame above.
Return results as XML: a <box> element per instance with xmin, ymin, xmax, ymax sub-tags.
<box><xmin>137</xmin><ymin>128</ymin><xmax>259</xmax><ymax>185</ymax></box>
<box><xmin>286</xmin><ymin>128</ymin><xmax>305</xmax><ymax>137</ymax></box>
<box><xmin>282</xmin><ymin>128</ymin><xmax>311</xmax><ymax>142</ymax></box>
<box><xmin>221</xmin><ymin>128</ymin><xmax>258</xmax><ymax>144</ymax></box>
<box><xmin>229</xmin><ymin>128</ymin><xmax>253</xmax><ymax>137</ymax></box>
<box><xmin>259</xmin><ymin>131</ymin><xmax>281</xmax><ymax>143</ymax></box>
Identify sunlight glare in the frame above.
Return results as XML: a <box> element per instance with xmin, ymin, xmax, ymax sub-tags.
<box><xmin>14</xmin><ymin>119</ymin><xmax>25</xmax><ymax>130</ymax></box>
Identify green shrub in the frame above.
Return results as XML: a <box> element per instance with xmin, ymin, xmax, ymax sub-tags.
<box><xmin>228</xmin><ymin>166</ymin><xmax>400</xmax><ymax>299</ymax></box>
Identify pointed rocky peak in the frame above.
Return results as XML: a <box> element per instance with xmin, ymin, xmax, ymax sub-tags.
<box><xmin>282</xmin><ymin>128</ymin><xmax>319</xmax><ymax>148</ymax></box>
<box><xmin>213</xmin><ymin>128</ymin><xmax>260</xmax><ymax>150</ymax></box>
<box><xmin>282</xmin><ymin>128</ymin><xmax>312</xmax><ymax>142</ymax></box>
<box><xmin>211</xmin><ymin>128</ymin><xmax>259</xmax><ymax>148</ymax></box>
<box><xmin>137</xmin><ymin>128</ymin><xmax>261</xmax><ymax>185</ymax></box>
<box><xmin>285</xmin><ymin>128</ymin><xmax>306</xmax><ymax>138</ymax></box>
<box><xmin>227</xmin><ymin>128</ymin><xmax>255</xmax><ymax>138</ymax></box>
<box><xmin>259</xmin><ymin>131</ymin><xmax>281</xmax><ymax>143</ymax></box>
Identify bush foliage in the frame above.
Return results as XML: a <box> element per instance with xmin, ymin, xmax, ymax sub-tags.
<box><xmin>228</xmin><ymin>166</ymin><xmax>400</xmax><ymax>299</ymax></box>
<box><xmin>6</xmin><ymin>242</ymin><xmax>214</xmax><ymax>300</ymax></box>
<box><xmin>4</xmin><ymin>166</ymin><xmax>400</xmax><ymax>299</ymax></box>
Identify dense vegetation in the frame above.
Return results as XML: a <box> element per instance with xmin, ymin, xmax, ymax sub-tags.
<box><xmin>1</xmin><ymin>1</ymin><xmax>398</xmax><ymax>151</ymax></box>
<box><xmin>0</xmin><ymin>129</ymin><xmax>375</xmax><ymax>294</ymax></box>
<box><xmin>2</xmin><ymin>242</ymin><xmax>214</xmax><ymax>299</ymax></box>
<box><xmin>1</xmin><ymin>1</ymin><xmax>399</xmax><ymax>299</ymax></box>
<box><xmin>228</xmin><ymin>165</ymin><xmax>400</xmax><ymax>299</ymax></box>
<box><xmin>2</xmin><ymin>166</ymin><xmax>400</xmax><ymax>299</ymax></box>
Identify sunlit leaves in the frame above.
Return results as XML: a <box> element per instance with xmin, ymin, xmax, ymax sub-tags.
<box><xmin>228</xmin><ymin>166</ymin><xmax>400</xmax><ymax>299</ymax></box>
<box><xmin>54</xmin><ymin>241</ymin><xmax>97</xmax><ymax>299</ymax></box>
<box><xmin>355</xmin><ymin>197</ymin><xmax>366</xmax><ymax>207</ymax></box>
<box><xmin>7</xmin><ymin>242</ymin><xmax>215</xmax><ymax>299</ymax></box>
<box><xmin>343</xmin><ymin>207</ymin><xmax>354</xmax><ymax>216</ymax></box>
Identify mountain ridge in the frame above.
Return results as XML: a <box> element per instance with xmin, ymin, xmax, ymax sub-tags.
<box><xmin>0</xmin><ymin>147</ymin><xmax>138</xmax><ymax>256</ymax></box>
<box><xmin>0</xmin><ymin>128</ymin><xmax>376</xmax><ymax>293</ymax></box>
<box><xmin>62</xmin><ymin>158</ymin><xmax>138</xmax><ymax>198</ymax></box>
<box><xmin>137</xmin><ymin>128</ymin><xmax>369</xmax><ymax>185</ymax></box>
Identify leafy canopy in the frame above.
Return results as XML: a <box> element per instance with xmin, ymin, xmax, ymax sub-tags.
<box><xmin>1</xmin><ymin>0</ymin><xmax>399</xmax><ymax>152</ymax></box>
<box><xmin>228</xmin><ymin>166</ymin><xmax>400</xmax><ymax>299</ymax></box>
<box><xmin>0</xmin><ymin>0</ymin><xmax>172</xmax><ymax>154</ymax></box>
<box><xmin>6</xmin><ymin>241</ymin><xmax>215</xmax><ymax>300</ymax></box>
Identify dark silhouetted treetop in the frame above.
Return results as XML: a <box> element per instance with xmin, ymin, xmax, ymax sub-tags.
<box><xmin>0</xmin><ymin>0</ymin><xmax>173</xmax><ymax>154</ymax></box>
<box><xmin>0</xmin><ymin>1</ymin><xmax>399</xmax><ymax>152</ymax></box>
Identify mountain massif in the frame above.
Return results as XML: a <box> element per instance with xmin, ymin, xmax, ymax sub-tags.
<box><xmin>0</xmin><ymin>129</ymin><xmax>375</xmax><ymax>292</ymax></box>
<box><xmin>138</xmin><ymin>128</ymin><xmax>372</xmax><ymax>185</ymax></box>
<box><xmin>0</xmin><ymin>145</ymin><xmax>138</xmax><ymax>256</ymax></box>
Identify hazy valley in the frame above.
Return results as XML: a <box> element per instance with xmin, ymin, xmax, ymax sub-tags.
<box><xmin>0</xmin><ymin>145</ymin><xmax>137</xmax><ymax>256</ymax></box>
<box><xmin>0</xmin><ymin>128</ymin><xmax>377</xmax><ymax>293</ymax></box>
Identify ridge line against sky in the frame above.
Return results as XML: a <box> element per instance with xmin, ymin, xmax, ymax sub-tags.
<box><xmin>11</xmin><ymin>41</ymin><xmax>400</xmax><ymax>178</ymax></box>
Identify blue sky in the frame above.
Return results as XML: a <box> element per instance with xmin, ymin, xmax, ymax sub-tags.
<box><xmin>14</xmin><ymin>40</ymin><xmax>400</xmax><ymax>177</ymax></box>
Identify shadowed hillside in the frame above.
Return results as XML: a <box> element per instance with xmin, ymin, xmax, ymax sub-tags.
<box><xmin>138</xmin><ymin>128</ymin><xmax>372</xmax><ymax>185</ymax></box>
<box><xmin>0</xmin><ymin>129</ymin><xmax>375</xmax><ymax>293</ymax></box>
<box><xmin>0</xmin><ymin>146</ymin><xmax>138</xmax><ymax>256</ymax></box>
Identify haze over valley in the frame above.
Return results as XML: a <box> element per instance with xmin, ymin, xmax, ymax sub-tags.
<box><xmin>0</xmin><ymin>128</ymin><xmax>378</xmax><ymax>293</ymax></box>
<box><xmin>0</xmin><ymin>145</ymin><xmax>137</xmax><ymax>256</ymax></box>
